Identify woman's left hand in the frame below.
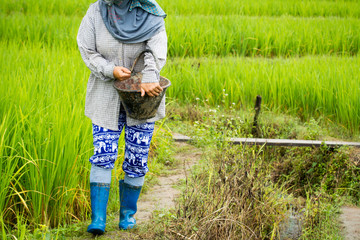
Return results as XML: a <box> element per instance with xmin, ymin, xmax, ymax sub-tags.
<box><xmin>140</xmin><ymin>83</ymin><xmax>163</xmax><ymax>97</ymax></box>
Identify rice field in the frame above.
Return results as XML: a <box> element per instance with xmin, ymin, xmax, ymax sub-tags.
<box><xmin>2</xmin><ymin>13</ymin><xmax>360</xmax><ymax>56</ymax></box>
<box><xmin>2</xmin><ymin>0</ymin><xmax>360</xmax><ymax>17</ymax></box>
<box><xmin>163</xmin><ymin>56</ymin><xmax>360</xmax><ymax>131</ymax></box>
<box><xmin>0</xmin><ymin>0</ymin><xmax>359</xmax><ymax>236</ymax></box>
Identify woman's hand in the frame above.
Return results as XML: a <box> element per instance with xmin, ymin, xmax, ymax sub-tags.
<box><xmin>140</xmin><ymin>83</ymin><xmax>163</xmax><ymax>97</ymax></box>
<box><xmin>113</xmin><ymin>66</ymin><xmax>131</xmax><ymax>81</ymax></box>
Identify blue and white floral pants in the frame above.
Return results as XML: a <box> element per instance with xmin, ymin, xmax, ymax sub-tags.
<box><xmin>89</xmin><ymin>110</ymin><xmax>154</xmax><ymax>178</ymax></box>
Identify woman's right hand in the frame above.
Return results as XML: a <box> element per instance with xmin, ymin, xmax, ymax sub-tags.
<box><xmin>113</xmin><ymin>66</ymin><xmax>131</xmax><ymax>81</ymax></box>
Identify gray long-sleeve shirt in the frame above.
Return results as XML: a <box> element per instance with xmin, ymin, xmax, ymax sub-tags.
<box><xmin>77</xmin><ymin>1</ymin><xmax>167</xmax><ymax>130</ymax></box>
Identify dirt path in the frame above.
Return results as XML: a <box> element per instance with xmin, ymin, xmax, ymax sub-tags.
<box><xmin>136</xmin><ymin>142</ymin><xmax>201</xmax><ymax>224</ymax></box>
<box><xmin>340</xmin><ymin>206</ymin><xmax>360</xmax><ymax>240</ymax></box>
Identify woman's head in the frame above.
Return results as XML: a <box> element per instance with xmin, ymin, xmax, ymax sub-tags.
<box><xmin>99</xmin><ymin>0</ymin><xmax>166</xmax><ymax>43</ymax></box>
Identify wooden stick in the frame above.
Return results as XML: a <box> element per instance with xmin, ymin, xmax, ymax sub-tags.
<box><xmin>251</xmin><ymin>95</ymin><xmax>262</xmax><ymax>137</ymax></box>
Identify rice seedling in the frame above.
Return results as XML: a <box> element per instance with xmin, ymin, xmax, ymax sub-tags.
<box><xmin>166</xmin><ymin>15</ymin><xmax>360</xmax><ymax>57</ymax></box>
<box><xmin>1</xmin><ymin>13</ymin><xmax>359</xmax><ymax>57</ymax></box>
<box><xmin>0</xmin><ymin>0</ymin><xmax>90</xmax><ymax>16</ymax></box>
<box><xmin>2</xmin><ymin>0</ymin><xmax>359</xmax><ymax>18</ymax></box>
<box><xmin>158</xmin><ymin>0</ymin><xmax>360</xmax><ymax>18</ymax></box>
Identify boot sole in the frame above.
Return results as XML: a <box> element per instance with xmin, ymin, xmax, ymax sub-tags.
<box><xmin>87</xmin><ymin>228</ymin><xmax>105</xmax><ymax>235</ymax></box>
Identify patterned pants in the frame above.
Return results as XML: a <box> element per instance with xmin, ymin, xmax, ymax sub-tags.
<box><xmin>89</xmin><ymin>110</ymin><xmax>155</xmax><ymax>178</ymax></box>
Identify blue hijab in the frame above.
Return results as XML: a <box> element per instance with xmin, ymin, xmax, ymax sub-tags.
<box><xmin>100</xmin><ymin>0</ymin><xmax>166</xmax><ymax>44</ymax></box>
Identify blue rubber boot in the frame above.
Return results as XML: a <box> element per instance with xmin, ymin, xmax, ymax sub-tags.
<box><xmin>119</xmin><ymin>180</ymin><xmax>142</xmax><ymax>230</ymax></box>
<box><xmin>87</xmin><ymin>183</ymin><xmax>110</xmax><ymax>235</ymax></box>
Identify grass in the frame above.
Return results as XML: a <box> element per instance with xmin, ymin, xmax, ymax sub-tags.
<box><xmin>2</xmin><ymin>0</ymin><xmax>360</xmax><ymax>18</ymax></box>
<box><xmin>1</xmin><ymin>13</ymin><xmax>360</xmax><ymax>56</ymax></box>
<box><xmin>166</xmin><ymin>15</ymin><xmax>360</xmax><ymax>57</ymax></box>
<box><xmin>153</xmin><ymin>145</ymin><xmax>293</xmax><ymax>239</ymax></box>
<box><xmin>158</xmin><ymin>0</ymin><xmax>360</xmax><ymax>18</ymax></box>
<box><xmin>0</xmin><ymin>0</ymin><xmax>91</xmax><ymax>16</ymax></box>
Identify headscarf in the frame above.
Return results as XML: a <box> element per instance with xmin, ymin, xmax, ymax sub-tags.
<box><xmin>99</xmin><ymin>0</ymin><xmax>166</xmax><ymax>44</ymax></box>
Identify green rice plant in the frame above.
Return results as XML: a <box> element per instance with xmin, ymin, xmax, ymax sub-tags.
<box><xmin>162</xmin><ymin>56</ymin><xmax>360</xmax><ymax>133</ymax></box>
<box><xmin>158</xmin><ymin>0</ymin><xmax>360</xmax><ymax>18</ymax></box>
<box><xmin>1</xmin><ymin>13</ymin><xmax>359</xmax><ymax>57</ymax></box>
<box><xmin>0</xmin><ymin>114</ymin><xmax>24</xmax><ymax>230</ymax></box>
<box><xmin>0</xmin><ymin>42</ymin><xmax>93</xmax><ymax>228</ymax></box>
<box><xmin>0</xmin><ymin>41</ymin><xmax>174</xmax><ymax>234</ymax></box>
<box><xmin>0</xmin><ymin>13</ymin><xmax>80</xmax><ymax>50</ymax></box>
<box><xmin>1</xmin><ymin>0</ymin><xmax>359</xmax><ymax>18</ymax></box>
<box><xmin>0</xmin><ymin>0</ymin><xmax>91</xmax><ymax>16</ymax></box>
<box><xmin>166</xmin><ymin>15</ymin><xmax>360</xmax><ymax>57</ymax></box>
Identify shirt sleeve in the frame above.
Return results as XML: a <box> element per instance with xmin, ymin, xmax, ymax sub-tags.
<box><xmin>77</xmin><ymin>5</ymin><xmax>115</xmax><ymax>82</ymax></box>
<box><xmin>141</xmin><ymin>28</ymin><xmax>168</xmax><ymax>83</ymax></box>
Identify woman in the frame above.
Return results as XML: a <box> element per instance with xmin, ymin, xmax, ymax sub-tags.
<box><xmin>77</xmin><ymin>0</ymin><xmax>167</xmax><ymax>235</ymax></box>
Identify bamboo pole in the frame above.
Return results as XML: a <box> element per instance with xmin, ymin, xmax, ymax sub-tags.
<box><xmin>173</xmin><ymin>133</ymin><xmax>360</xmax><ymax>148</ymax></box>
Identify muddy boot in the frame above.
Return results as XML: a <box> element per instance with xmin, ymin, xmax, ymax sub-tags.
<box><xmin>87</xmin><ymin>183</ymin><xmax>110</xmax><ymax>235</ymax></box>
<box><xmin>118</xmin><ymin>180</ymin><xmax>142</xmax><ymax>230</ymax></box>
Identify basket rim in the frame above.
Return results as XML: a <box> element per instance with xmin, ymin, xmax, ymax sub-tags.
<box><xmin>113</xmin><ymin>76</ymin><xmax>171</xmax><ymax>93</ymax></box>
